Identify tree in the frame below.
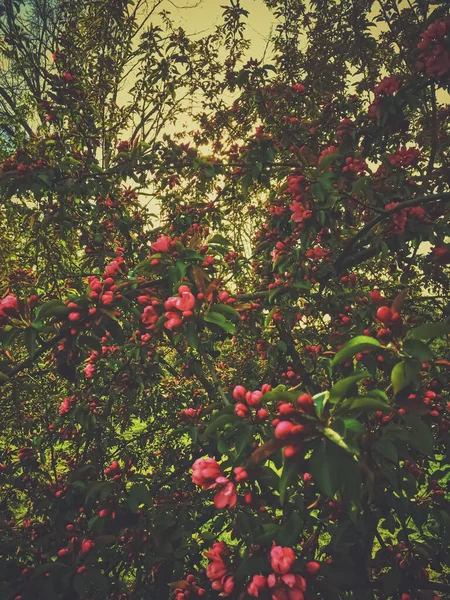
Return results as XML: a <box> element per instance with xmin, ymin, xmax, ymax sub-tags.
<box><xmin>0</xmin><ymin>1</ymin><xmax>449</xmax><ymax>599</ymax></box>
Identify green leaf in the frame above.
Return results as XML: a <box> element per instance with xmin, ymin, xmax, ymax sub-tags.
<box><xmin>279</xmin><ymin>460</ymin><xmax>299</xmax><ymax>506</ymax></box>
<box><xmin>338</xmin><ymin>452</ymin><xmax>362</xmax><ymax>508</ymax></box>
<box><xmin>323</xmin><ymin>427</ymin><xmax>358</xmax><ymax>455</ymax></box>
<box><xmin>310</xmin><ymin>440</ymin><xmax>338</xmax><ymax>497</ymax></box>
<box><xmin>36</xmin><ymin>299</ymin><xmax>70</xmax><ymax>320</ymax></box>
<box><xmin>212</xmin><ymin>304</ymin><xmax>240</xmax><ymax>322</ymax></box>
<box><xmin>264</xmin><ymin>307</ymin><xmax>277</xmax><ymax>327</ymax></box>
<box><xmin>383</xmin><ymin>566</ymin><xmax>401</xmax><ymax>594</ymax></box>
<box><xmin>331</xmin><ymin>336</ymin><xmax>381</xmax><ymax>369</ymax></box>
<box><xmin>261</xmin><ymin>387</ymin><xmax>299</xmax><ymax>404</ymax></box>
<box><xmin>276</xmin><ymin>340</ymin><xmax>287</xmax><ymax>352</ymax></box>
<box><xmin>318</xmin><ymin>152</ymin><xmax>341</xmax><ymax>172</ymax></box>
<box><xmin>73</xmin><ymin>573</ymin><xmax>88</xmax><ymax>599</ymax></box>
<box><xmin>279</xmin><ymin>511</ymin><xmax>303</xmax><ymax>546</ymax></box>
<box><xmin>391</xmin><ymin>360</ymin><xmax>420</xmax><ymax>395</ymax></box>
<box><xmin>185</xmin><ymin>321</ymin><xmax>200</xmax><ymax>351</ymax></box>
<box><xmin>403</xmin><ymin>414</ymin><xmax>434</xmax><ymax>455</ymax></box>
<box><xmin>85</xmin><ymin>481</ymin><xmax>116</xmax><ymax>502</ymax></box>
<box><xmin>351</xmin><ymin>175</ymin><xmax>370</xmax><ymax>196</ymax></box>
<box><xmin>78</xmin><ymin>334</ymin><xmax>102</xmax><ymax>353</ymax></box>
<box><xmin>330</xmin><ymin>372</ymin><xmax>368</xmax><ymax>402</ymax></box>
<box><xmin>103</xmin><ymin>316</ymin><xmax>126</xmax><ymax>345</ymax></box>
<box><xmin>343</xmin><ymin>418</ymin><xmax>365</xmax><ymax>434</ymax></box>
<box><xmin>208</xmin><ymin>234</ymin><xmax>230</xmax><ymax>247</ymax></box>
<box><xmin>128</xmin><ymin>483</ymin><xmax>151</xmax><ymax>511</ymax></box>
<box><xmin>336</xmin><ymin>396</ymin><xmax>391</xmax><ymax>414</ymax></box>
<box><xmin>235</xmin><ymin>426</ymin><xmax>253</xmax><ymax>460</ymax></box>
<box><xmin>0</xmin><ymin>326</ymin><xmax>17</xmax><ymax>349</ymax></box>
<box><xmin>402</xmin><ymin>339</ymin><xmax>434</xmax><ymax>361</ymax></box>
<box><xmin>87</xmin><ymin>568</ymin><xmax>109</xmax><ymax>595</ymax></box>
<box><xmin>204</xmin><ymin>412</ymin><xmax>239</xmax><ymax>436</ymax></box>
<box><xmin>24</xmin><ymin>326</ymin><xmax>37</xmax><ymax>358</ymax></box>
<box><xmin>268</xmin><ymin>287</ymin><xmax>286</xmax><ymax>304</ymax></box>
<box><xmin>204</xmin><ymin>311</ymin><xmax>235</xmax><ymax>333</ymax></box>
<box><xmin>366</xmin><ymin>389</ymin><xmax>388</xmax><ymax>402</ymax></box>
<box><xmin>408</xmin><ymin>322</ymin><xmax>450</xmax><ymax>340</ymax></box>
<box><xmin>374</xmin><ymin>438</ymin><xmax>398</xmax><ymax>463</ymax></box>
<box><xmin>313</xmin><ymin>391</ymin><xmax>329</xmax><ymax>418</ymax></box>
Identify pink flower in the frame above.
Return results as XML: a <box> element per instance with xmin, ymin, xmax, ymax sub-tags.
<box><xmin>287</xmin><ymin>175</ymin><xmax>306</xmax><ymax>198</ymax></box>
<box><xmin>173</xmin><ymin>285</ymin><xmax>195</xmax><ymax>311</ymax></box>
<box><xmin>104</xmin><ymin>260</ymin><xmax>120</xmax><ymax>277</ymax></box>
<box><xmin>151</xmin><ymin>235</ymin><xmax>172</xmax><ymax>253</ymax></box>
<box><xmin>270</xmin><ymin>545</ymin><xmax>296</xmax><ymax>575</ymax></box>
<box><xmin>289</xmin><ymin>200</ymin><xmax>312</xmax><ymax>224</ymax></box>
<box><xmin>233</xmin><ymin>385</ymin><xmax>247</xmax><ymax>401</ymax></box>
<box><xmin>100</xmin><ymin>291</ymin><xmax>114</xmax><ymax>305</ymax></box>
<box><xmin>235</xmin><ymin>403</ymin><xmax>249</xmax><ymax>418</ymax></box>
<box><xmin>59</xmin><ymin>397</ymin><xmax>75</xmax><ymax>415</ymax></box>
<box><xmin>84</xmin><ymin>363</ymin><xmax>95</xmax><ymax>379</ymax></box>
<box><xmin>137</xmin><ymin>295</ymin><xmax>152</xmax><ymax>305</ymax></box>
<box><xmin>142</xmin><ymin>305</ymin><xmax>159</xmax><ymax>327</ymax></box>
<box><xmin>57</xmin><ymin>547</ymin><xmax>71</xmax><ymax>559</ymax></box>
<box><xmin>431</xmin><ymin>247</ymin><xmax>450</xmax><ymax>264</ymax></box>
<box><xmin>0</xmin><ymin>294</ymin><xmax>18</xmax><ymax>316</ymax></box>
<box><xmin>388</xmin><ymin>147</ymin><xmax>421</xmax><ymax>168</ymax></box>
<box><xmin>296</xmin><ymin>394</ymin><xmax>314</xmax><ymax>413</ymax></box>
<box><xmin>268</xmin><ymin>573</ymin><xmax>306</xmax><ymax>600</ymax></box>
<box><xmin>164</xmin><ymin>311</ymin><xmax>183</xmax><ymax>330</ymax></box>
<box><xmin>164</xmin><ymin>286</ymin><xmax>195</xmax><ymax>328</ymax></box>
<box><xmin>248</xmin><ymin>574</ymin><xmax>267</xmax><ymax>597</ymax></box>
<box><xmin>246</xmin><ymin>390</ymin><xmax>263</xmax><ymax>406</ymax></box>
<box><xmin>257</xmin><ymin>408</ymin><xmax>269</xmax><ymax>420</ymax></box>
<box><xmin>205</xmin><ymin>541</ymin><xmax>234</xmax><ymax>596</ymax></box>
<box><xmin>318</xmin><ymin>145</ymin><xmax>338</xmax><ymax>163</ymax></box>
<box><xmin>274</xmin><ymin>421</ymin><xmax>295</xmax><ymax>440</ymax></box>
<box><xmin>369</xmin><ymin>289</ymin><xmax>384</xmax><ymax>304</ymax></box>
<box><xmin>207</xmin><ymin>560</ymin><xmax>228</xmax><ymax>581</ymax></box>
<box><xmin>233</xmin><ymin>466</ymin><xmax>248</xmax><ymax>482</ymax></box>
<box><xmin>374</xmin><ymin>76</ymin><xmax>400</xmax><ymax>96</ymax></box>
<box><xmin>291</xmin><ymin>83</ymin><xmax>305</xmax><ymax>93</ymax></box>
<box><xmin>116</xmin><ymin>140</ymin><xmax>130</xmax><ymax>153</ymax></box>
<box><xmin>221</xmin><ymin>575</ymin><xmax>235</xmax><ymax>595</ymax></box>
<box><xmin>214</xmin><ymin>480</ymin><xmax>237</xmax><ymax>509</ymax></box>
<box><xmin>80</xmin><ymin>539</ymin><xmax>95</xmax><ymax>555</ymax></box>
<box><xmin>205</xmin><ymin>541</ymin><xmax>229</xmax><ymax>562</ymax></box>
<box><xmin>192</xmin><ymin>458</ymin><xmax>222</xmax><ymax>489</ymax></box>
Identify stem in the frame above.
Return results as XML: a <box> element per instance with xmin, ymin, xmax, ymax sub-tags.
<box><xmin>202</xmin><ymin>353</ymin><xmax>229</xmax><ymax>405</ymax></box>
<box><xmin>427</xmin><ymin>83</ymin><xmax>438</xmax><ymax>177</ymax></box>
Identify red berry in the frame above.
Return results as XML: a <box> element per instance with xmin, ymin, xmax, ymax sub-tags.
<box><xmin>306</xmin><ymin>561</ymin><xmax>321</xmax><ymax>576</ymax></box>
<box><xmin>376</xmin><ymin>306</ymin><xmax>393</xmax><ymax>324</ymax></box>
<box><xmin>274</xmin><ymin>421</ymin><xmax>295</xmax><ymax>439</ymax></box>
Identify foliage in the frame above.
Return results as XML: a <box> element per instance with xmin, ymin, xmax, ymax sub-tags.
<box><xmin>0</xmin><ymin>1</ymin><xmax>449</xmax><ymax>600</ymax></box>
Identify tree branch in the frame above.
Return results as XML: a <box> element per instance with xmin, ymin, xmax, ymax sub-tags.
<box><xmin>5</xmin><ymin>331</ymin><xmax>65</xmax><ymax>380</ymax></box>
<box><xmin>335</xmin><ymin>192</ymin><xmax>450</xmax><ymax>269</ymax></box>
<box><xmin>427</xmin><ymin>83</ymin><xmax>438</xmax><ymax>177</ymax></box>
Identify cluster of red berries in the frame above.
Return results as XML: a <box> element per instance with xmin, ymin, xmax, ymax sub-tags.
<box><xmin>232</xmin><ymin>385</ymin><xmax>270</xmax><ymax>420</ymax></box>
<box><xmin>273</xmin><ymin>394</ymin><xmax>315</xmax><ymax>457</ymax></box>
<box><xmin>417</xmin><ymin>19</ymin><xmax>450</xmax><ymax>78</ymax></box>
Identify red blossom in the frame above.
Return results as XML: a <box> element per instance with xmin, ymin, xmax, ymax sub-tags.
<box><xmin>270</xmin><ymin>545</ymin><xmax>296</xmax><ymax>575</ymax></box>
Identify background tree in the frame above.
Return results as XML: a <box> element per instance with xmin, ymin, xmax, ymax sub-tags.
<box><xmin>0</xmin><ymin>1</ymin><xmax>450</xmax><ymax>600</ymax></box>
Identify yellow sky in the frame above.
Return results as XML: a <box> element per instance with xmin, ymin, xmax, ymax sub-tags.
<box><xmin>165</xmin><ymin>0</ymin><xmax>274</xmax><ymax>55</ymax></box>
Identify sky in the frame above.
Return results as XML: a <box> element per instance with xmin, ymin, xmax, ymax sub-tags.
<box><xmin>162</xmin><ymin>0</ymin><xmax>275</xmax><ymax>57</ymax></box>
<box><xmin>147</xmin><ymin>0</ymin><xmax>277</xmax><ymax>137</ymax></box>
<box><xmin>136</xmin><ymin>0</ymin><xmax>277</xmax><ymax>219</ymax></box>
